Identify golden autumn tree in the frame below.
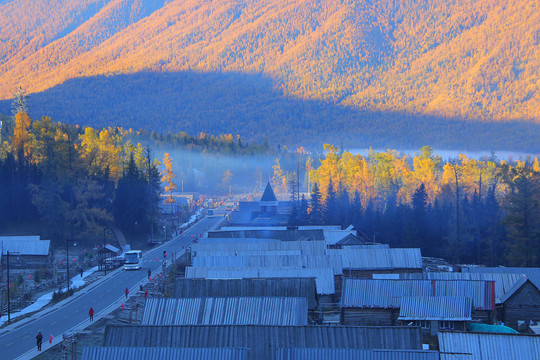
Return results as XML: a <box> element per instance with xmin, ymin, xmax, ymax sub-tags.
<box><xmin>311</xmin><ymin>144</ymin><xmax>341</xmax><ymax>201</ymax></box>
<box><xmin>412</xmin><ymin>146</ymin><xmax>442</xmax><ymax>204</ymax></box>
<box><xmin>271</xmin><ymin>158</ymin><xmax>287</xmax><ymax>194</ymax></box>
<box><xmin>79</xmin><ymin>127</ymin><xmax>124</xmax><ymax>181</ymax></box>
<box><xmin>11</xmin><ymin>111</ymin><xmax>32</xmax><ymax>160</ymax></box>
<box><xmin>161</xmin><ymin>152</ymin><xmax>177</xmax><ymax>214</ymax></box>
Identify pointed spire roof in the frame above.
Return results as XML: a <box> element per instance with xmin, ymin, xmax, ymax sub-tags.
<box><xmin>260</xmin><ymin>182</ymin><xmax>277</xmax><ymax>202</ymax></box>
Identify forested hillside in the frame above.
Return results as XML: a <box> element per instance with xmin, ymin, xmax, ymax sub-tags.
<box><xmin>0</xmin><ymin>0</ymin><xmax>539</xmax><ymax>150</ymax></box>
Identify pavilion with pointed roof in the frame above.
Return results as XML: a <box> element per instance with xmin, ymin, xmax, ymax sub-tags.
<box><xmin>260</xmin><ymin>182</ymin><xmax>278</xmax><ymax>213</ymax></box>
<box><xmin>230</xmin><ymin>182</ymin><xmax>291</xmax><ymax>226</ymax></box>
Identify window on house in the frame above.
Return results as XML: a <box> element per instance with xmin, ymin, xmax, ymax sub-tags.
<box><xmin>440</xmin><ymin>321</ymin><xmax>455</xmax><ymax>329</ymax></box>
<box><xmin>414</xmin><ymin>320</ymin><xmax>430</xmax><ymax>329</ymax></box>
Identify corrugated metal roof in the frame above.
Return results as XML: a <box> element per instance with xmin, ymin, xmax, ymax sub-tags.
<box><xmin>398</xmin><ymin>296</ymin><xmax>472</xmax><ymax>321</ymax></box>
<box><xmin>276</xmin><ymin>349</ymin><xmax>440</xmax><ymax>360</ymax></box>
<box><xmin>194</xmin><ymin>250</ymin><xmax>303</xmax><ymax>257</ymax></box>
<box><xmin>81</xmin><ymin>347</ymin><xmax>248</xmax><ymax>360</ymax></box>
<box><xmin>427</xmin><ymin>272</ymin><xmax>526</xmax><ymax>303</ymax></box>
<box><xmin>498</xmin><ymin>277</ymin><xmax>533</xmax><ymax>303</ymax></box>
<box><xmin>192</xmin><ymin>255</ymin><xmax>343</xmax><ymax>275</ymax></box>
<box><xmin>174</xmin><ymin>278</ymin><xmax>318</xmax><ymax>309</ymax></box>
<box><xmin>0</xmin><ymin>236</ymin><xmax>50</xmax><ymax>256</ymax></box>
<box><xmin>323</xmin><ymin>230</ymin><xmax>359</xmax><ymax>245</ymax></box>
<box><xmin>341</xmin><ymin>279</ymin><xmax>495</xmax><ymax>310</ymax></box>
<box><xmin>0</xmin><ymin>235</ymin><xmax>40</xmax><ymax>241</ymax></box>
<box><xmin>191</xmin><ymin>241</ymin><xmax>327</xmax><ymax>255</ymax></box>
<box><xmin>192</xmin><ymin>255</ymin><xmax>305</xmax><ymax>268</ymax></box>
<box><xmin>327</xmin><ymin>248</ymin><xmax>422</xmax><ymax>269</ymax></box>
<box><xmin>220</xmin><ymin>227</ymin><xmax>288</xmax><ymax>231</ymax></box>
<box><xmin>346</xmin><ymin>244</ymin><xmax>390</xmax><ymax>249</ymax></box>
<box><xmin>103</xmin><ymin>325</ymin><xmax>423</xmax><ymax>360</ymax></box>
<box><xmin>198</xmin><ymin>237</ymin><xmax>281</xmax><ymax>243</ymax></box>
<box><xmin>464</xmin><ymin>266</ymin><xmax>540</xmax><ymax>290</ymax></box>
<box><xmin>438</xmin><ymin>331</ymin><xmax>540</xmax><ymax>360</ymax></box>
<box><xmin>207</xmin><ymin>229</ymin><xmax>326</xmax><ymax>242</ymax></box>
<box><xmin>142</xmin><ymin>297</ymin><xmax>307</xmax><ymax>325</ymax></box>
<box><xmin>185</xmin><ymin>267</ymin><xmax>335</xmax><ymax>294</ymax></box>
<box><xmin>298</xmin><ymin>226</ymin><xmax>342</xmax><ymax>230</ymax></box>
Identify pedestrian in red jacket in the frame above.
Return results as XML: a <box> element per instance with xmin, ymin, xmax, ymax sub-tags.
<box><xmin>124</xmin><ymin>287</ymin><xmax>129</xmax><ymax>299</ymax></box>
<box><xmin>89</xmin><ymin>307</ymin><xmax>94</xmax><ymax>321</ymax></box>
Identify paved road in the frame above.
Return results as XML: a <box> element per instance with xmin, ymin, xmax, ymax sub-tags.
<box><xmin>0</xmin><ymin>215</ymin><xmax>224</xmax><ymax>360</ymax></box>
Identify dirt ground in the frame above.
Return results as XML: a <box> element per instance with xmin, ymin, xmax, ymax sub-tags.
<box><xmin>32</xmin><ymin>294</ymin><xmax>146</xmax><ymax>360</ymax></box>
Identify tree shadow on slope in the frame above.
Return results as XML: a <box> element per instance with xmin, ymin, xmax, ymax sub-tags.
<box><xmin>0</xmin><ymin>70</ymin><xmax>538</xmax><ymax>152</ymax></box>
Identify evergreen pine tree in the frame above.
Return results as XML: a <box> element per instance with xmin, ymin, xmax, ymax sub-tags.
<box><xmin>309</xmin><ymin>183</ymin><xmax>323</xmax><ymax>225</ymax></box>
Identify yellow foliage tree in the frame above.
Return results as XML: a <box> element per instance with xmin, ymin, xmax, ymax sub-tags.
<box><xmin>79</xmin><ymin>127</ymin><xmax>123</xmax><ymax>181</ymax></box>
<box><xmin>161</xmin><ymin>152</ymin><xmax>177</xmax><ymax>214</ymax></box>
<box><xmin>11</xmin><ymin>111</ymin><xmax>32</xmax><ymax>159</ymax></box>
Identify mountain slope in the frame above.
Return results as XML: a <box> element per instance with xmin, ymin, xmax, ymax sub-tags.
<box><xmin>0</xmin><ymin>0</ymin><xmax>539</xmax><ymax>149</ymax></box>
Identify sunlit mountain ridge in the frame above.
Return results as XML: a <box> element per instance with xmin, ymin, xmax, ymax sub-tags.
<box><xmin>0</xmin><ymin>0</ymin><xmax>539</xmax><ymax>150</ymax></box>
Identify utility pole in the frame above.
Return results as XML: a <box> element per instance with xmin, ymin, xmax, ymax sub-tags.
<box><xmin>449</xmin><ymin>160</ymin><xmax>461</xmax><ymax>263</ymax></box>
<box><xmin>66</xmin><ymin>239</ymin><xmax>70</xmax><ymax>292</ymax></box>
<box><xmin>7</xmin><ymin>250</ymin><xmax>10</xmax><ymax>323</ymax></box>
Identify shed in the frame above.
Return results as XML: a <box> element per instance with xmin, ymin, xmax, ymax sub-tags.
<box><xmin>426</xmin><ymin>272</ymin><xmax>526</xmax><ymax>304</ymax></box>
<box><xmin>498</xmin><ymin>278</ymin><xmax>540</xmax><ymax>329</ymax></box>
<box><xmin>399</xmin><ymin>296</ymin><xmax>472</xmax><ymax>335</ymax></box>
<box><xmin>0</xmin><ymin>236</ymin><xmax>51</xmax><ymax>269</ymax></box>
<box><xmin>103</xmin><ymin>325</ymin><xmax>424</xmax><ymax>360</ymax></box>
<box><xmin>81</xmin><ymin>347</ymin><xmax>248</xmax><ymax>360</ymax></box>
<box><xmin>340</xmin><ymin>279</ymin><xmax>495</xmax><ymax>326</ymax></box>
<box><xmin>184</xmin><ymin>267</ymin><xmax>335</xmax><ymax>295</ymax></box>
<box><xmin>95</xmin><ymin>244</ymin><xmax>121</xmax><ymax>270</ymax></box>
<box><xmin>142</xmin><ymin>297</ymin><xmax>308</xmax><ymax>325</ymax></box>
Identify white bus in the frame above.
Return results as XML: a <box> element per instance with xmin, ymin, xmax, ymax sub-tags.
<box><xmin>124</xmin><ymin>250</ymin><xmax>143</xmax><ymax>270</ymax></box>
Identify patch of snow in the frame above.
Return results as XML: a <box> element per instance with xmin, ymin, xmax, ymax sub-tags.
<box><xmin>0</xmin><ymin>266</ymin><xmax>99</xmax><ymax>326</ymax></box>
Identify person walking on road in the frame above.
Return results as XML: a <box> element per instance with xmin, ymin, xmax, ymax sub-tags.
<box><xmin>124</xmin><ymin>287</ymin><xmax>129</xmax><ymax>299</ymax></box>
<box><xmin>147</xmin><ymin>268</ymin><xmax>151</xmax><ymax>280</ymax></box>
<box><xmin>36</xmin><ymin>332</ymin><xmax>43</xmax><ymax>351</ymax></box>
<box><xmin>89</xmin><ymin>307</ymin><xmax>94</xmax><ymax>321</ymax></box>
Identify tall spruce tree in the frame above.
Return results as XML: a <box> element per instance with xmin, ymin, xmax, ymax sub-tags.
<box><xmin>309</xmin><ymin>183</ymin><xmax>323</xmax><ymax>225</ymax></box>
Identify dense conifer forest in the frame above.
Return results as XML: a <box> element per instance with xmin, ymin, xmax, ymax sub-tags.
<box><xmin>279</xmin><ymin>145</ymin><xmax>540</xmax><ymax>267</ymax></box>
<box><xmin>2</xmin><ymin>97</ymin><xmax>540</xmax><ymax>266</ymax></box>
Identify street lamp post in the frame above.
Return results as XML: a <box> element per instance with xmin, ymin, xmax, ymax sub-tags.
<box><xmin>7</xmin><ymin>250</ymin><xmax>10</xmax><ymax>323</ymax></box>
<box><xmin>6</xmin><ymin>250</ymin><xmax>20</xmax><ymax>324</ymax></box>
<box><xmin>66</xmin><ymin>239</ymin><xmax>76</xmax><ymax>292</ymax></box>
